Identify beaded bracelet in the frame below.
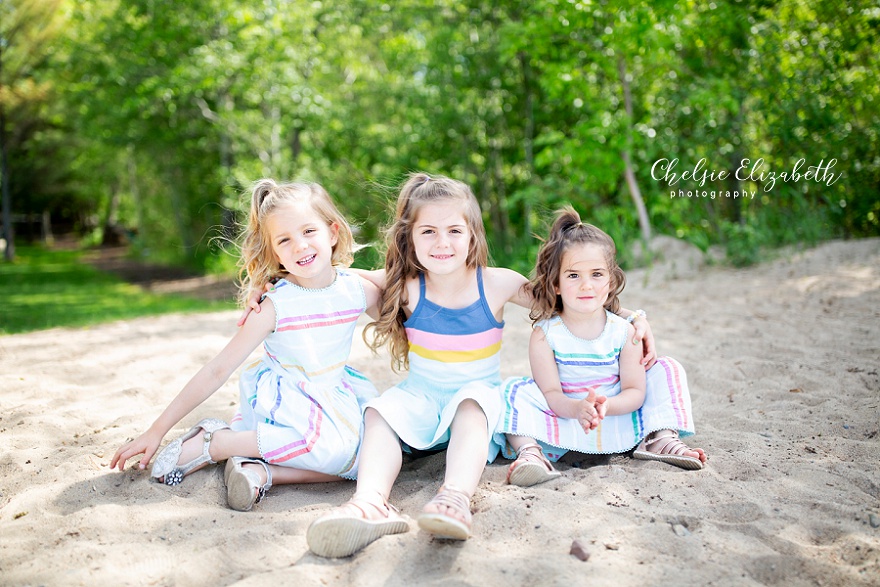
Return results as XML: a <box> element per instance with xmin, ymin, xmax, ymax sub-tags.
<box><xmin>626</xmin><ymin>309</ymin><xmax>646</xmax><ymax>323</ymax></box>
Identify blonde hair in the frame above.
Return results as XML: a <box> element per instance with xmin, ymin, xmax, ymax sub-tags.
<box><xmin>238</xmin><ymin>179</ymin><xmax>355</xmax><ymax>306</ymax></box>
<box><xmin>530</xmin><ymin>206</ymin><xmax>626</xmax><ymax>323</ymax></box>
<box><xmin>366</xmin><ymin>172</ymin><xmax>488</xmax><ymax>371</ymax></box>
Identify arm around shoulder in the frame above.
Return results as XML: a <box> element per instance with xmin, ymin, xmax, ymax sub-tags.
<box><xmin>484</xmin><ymin>266</ymin><xmax>531</xmax><ymax>309</ymax></box>
<box><xmin>358</xmin><ymin>275</ymin><xmax>382</xmax><ymax>320</ymax></box>
<box><xmin>349</xmin><ymin>268</ymin><xmax>386</xmax><ymax>292</ymax></box>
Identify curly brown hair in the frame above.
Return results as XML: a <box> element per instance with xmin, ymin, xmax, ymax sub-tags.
<box><xmin>365</xmin><ymin>172</ymin><xmax>488</xmax><ymax>371</ymax></box>
<box><xmin>529</xmin><ymin>206</ymin><xmax>626</xmax><ymax>323</ymax></box>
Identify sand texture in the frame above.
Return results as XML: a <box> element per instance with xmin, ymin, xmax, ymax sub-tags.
<box><xmin>1</xmin><ymin>238</ymin><xmax>878</xmax><ymax>586</ymax></box>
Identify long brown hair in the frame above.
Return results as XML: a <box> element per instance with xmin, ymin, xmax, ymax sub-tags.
<box><xmin>366</xmin><ymin>172</ymin><xmax>488</xmax><ymax>371</ymax></box>
<box><xmin>530</xmin><ymin>206</ymin><xmax>625</xmax><ymax>323</ymax></box>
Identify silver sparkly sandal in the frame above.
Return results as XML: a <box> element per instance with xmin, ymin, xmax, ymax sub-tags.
<box><xmin>224</xmin><ymin>456</ymin><xmax>273</xmax><ymax>512</ymax></box>
<box><xmin>150</xmin><ymin>418</ymin><xmax>230</xmax><ymax>486</ymax></box>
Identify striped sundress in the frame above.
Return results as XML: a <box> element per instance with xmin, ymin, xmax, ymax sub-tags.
<box><xmin>494</xmin><ymin>312</ymin><xmax>696</xmax><ymax>462</ymax></box>
<box><xmin>365</xmin><ymin>266</ymin><xmax>505</xmax><ymax>462</ymax></box>
<box><xmin>231</xmin><ymin>270</ymin><xmax>378</xmax><ymax>479</ymax></box>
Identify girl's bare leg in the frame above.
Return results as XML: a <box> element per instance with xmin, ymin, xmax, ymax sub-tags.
<box><xmin>305</xmin><ymin>408</ymin><xmax>409</xmax><ymax>558</ymax></box>
<box><xmin>350</xmin><ymin>407</ymin><xmax>404</xmax><ymax>510</ymax></box>
<box><xmin>422</xmin><ymin>399</ymin><xmax>488</xmax><ymax>521</ymax></box>
<box><xmin>172</xmin><ymin>429</ymin><xmax>342</xmax><ymax>484</ymax></box>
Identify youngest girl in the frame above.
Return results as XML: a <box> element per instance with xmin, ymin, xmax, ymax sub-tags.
<box><xmin>111</xmin><ymin>180</ymin><xmax>380</xmax><ymax>510</ymax></box>
<box><xmin>495</xmin><ymin>207</ymin><xmax>706</xmax><ymax>486</ymax></box>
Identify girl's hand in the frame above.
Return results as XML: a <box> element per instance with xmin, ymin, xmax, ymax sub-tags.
<box><xmin>236</xmin><ymin>282</ymin><xmax>277</xmax><ymax>327</ymax></box>
<box><xmin>630</xmin><ymin>315</ymin><xmax>657</xmax><ymax>369</ymax></box>
<box><xmin>595</xmin><ymin>395</ymin><xmax>608</xmax><ymax>420</ymax></box>
<box><xmin>576</xmin><ymin>390</ymin><xmax>606</xmax><ymax>433</ymax></box>
<box><xmin>109</xmin><ymin>429</ymin><xmax>164</xmax><ymax>472</ymax></box>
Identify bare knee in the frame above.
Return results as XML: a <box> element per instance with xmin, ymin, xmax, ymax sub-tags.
<box><xmin>363</xmin><ymin>407</ymin><xmax>400</xmax><ymax>443</ymax></box>
<box><xmin>453</xmin><ymin>399</ymin><xmax>488</xmax><ymax>426</ymax></box>
<box><xmin>364</xmin><ymin>407</ymin><xmax>385</xmax><ymax>425</ymax></box>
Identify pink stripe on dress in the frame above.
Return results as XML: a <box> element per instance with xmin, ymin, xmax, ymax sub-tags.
<box><xmin>561</xmin><ymin>375</ymin><xmax>619</xmax><ymax>394</ymax></box>
<box><xmin>544</xmin><ymin>409</ymin><xmax>560</xmax><ymax>445</ymax></box>
<box><xmin>263</xmin><ymin>392</ymin><xmax>323</xmax><ymax>463</ymax></box>
<box><xmin>277</xmin><ymin>307</ymin><xmax>362</xmax><ymax>326</ymax></box>
<box><xmin>277</xmin><ymin>314</ymin><xmax>360</xmax><ymax>331</ymax></box>
<box><xmin>404</xmin><ymin>327</ymin><xmax>502</xmax><ymax>351</ymax></box>
<box><xmin>659</xmin><ymin>357</ymin><xmax>688</xmax><ymax>429</ymax></box>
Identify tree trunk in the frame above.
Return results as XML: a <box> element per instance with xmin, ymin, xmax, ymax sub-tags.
<box><xmin>168</xmin><ymin>165</ymin><xmax>194</xmax><ymax>254</ymax></box>
<box><xmin>41</xmin><ymin>210</ymin><xmax>53</xmax><ymax>245</ymax></box>
<box><xmin>0</xmin><ymin>42</ymin><xmax>14</xmax><ymax>261</ymax></box>
<box><xmin>100</xmin><ymin>182</ymin><xmax>122</xmax><ymax>246</ymax></box>
<box><xmin>128</xmin><ymin>145</ymin><xmax>143</xmax><ymax>239</ymax></box>
<box><xmin>519</xmin><ymin>50</ymin><xmax>535</xmax><ymax>241</ymax></box>
<box><xmin>618</xmin><ymin>56</ymin><xmax>651</xmax><ymax>242</ymax></box>
<box><xmin>622</xmin><ymin>150</ymin><xmax>651</xmax><ymax>241</ymax></box>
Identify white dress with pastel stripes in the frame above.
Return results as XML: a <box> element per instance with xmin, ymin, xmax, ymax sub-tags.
<box><xmin>494</xmin><ymin>312</ymin><xmax>696</xmax><ymax>462</ymax></box>
<box><xmin>231</xmin><ymin>270</ymin><xmax>378</xmax><ymax>479</ymax></box>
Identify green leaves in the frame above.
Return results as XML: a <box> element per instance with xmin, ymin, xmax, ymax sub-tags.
<box><xmin>6</xmin><ymin>0</ymin><xmax>878</xmax><ymax>273</ymax></box>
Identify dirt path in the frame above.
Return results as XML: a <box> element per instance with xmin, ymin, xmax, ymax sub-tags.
<box><xmin>81</xmin><ymin>245</ymin><xmax>239</xmax><ymax>302</ymax></box>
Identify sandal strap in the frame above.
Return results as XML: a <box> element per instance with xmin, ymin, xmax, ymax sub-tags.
<box><xmin>248</xmin><ymin>459</ymin><xmax>273</xmax><ymax>503</ymax></box>
<box><xmin>644</xmin><ymin>431</ymin><xmax>693</xmax><ymax>457</ymax></box>
<box><xmin>156</xmin><ymin>418</ymin><xmax>230</xmax><ymax>482</ymax></box>
<box><xmin>514</xmin><ymin>443</ymin><xmax>552</xmax><ymax>467</ymax></box>
<box><xmin>427</xmin><ymin>485</ymin><xmax>472</xmax><ymax>522</ymax></box>
<box><xmin>515</xmin><ymin>442</ymin><xmax>543</xmax><ymax>458</ymax></box>
<box><xmin>182</xmin><ymin>420</ymin><xmax>228</xmax><ymax>473</ymax></box>
<box><xmin>347</xmin><ymin>491</ymin><xmax>398</xmax><ymax>519</ymax></box>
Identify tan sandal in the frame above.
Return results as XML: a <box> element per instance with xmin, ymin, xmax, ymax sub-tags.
<box><xmin>633</xmin><ymin>430</ymin><xmax>704</xmax><ymax>470</ymax></box>
<box><xmin>417</xmin><ymin>485</ymin><xmax>472</xmax><ymax>540</ymax></box>
<box><xmin>506</xmin><ymin>443</ymin><xmax>562</xmax><ymax>487</ymax></box>
<box><xmin>306</xmin><ymin>491</ymin><xmax>410</xmax><ymax>558</ymax></box>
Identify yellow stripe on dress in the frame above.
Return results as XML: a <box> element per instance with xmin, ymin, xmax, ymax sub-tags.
<box><xmin>409</xmin><ymin>341</ymin><xmax>502</xmax><ymax>363</ymax></box>
<box><xmin>280</xmin><ymin>360</ymin><xmax>347</xmax><ymax>378</ymax></box>
<box><xmin>244</xmin><ymin>357</ymin><xmax>347</xmax><ymax>378</ymax></box>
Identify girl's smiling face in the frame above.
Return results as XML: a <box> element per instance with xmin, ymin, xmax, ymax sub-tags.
<box><xmin>555</xmin><ymin>243</ymin><xmax>612</xmax><ymax>317</ymax></box>
<box><xmin>267</xmin><ymin>201</ymin><xmax>339</xmax><ymax>288</ymax></box>
<box><xmin>411</xmin><ymin>201</ymin><xmax>471</xmax><ymax>276</ymax></box>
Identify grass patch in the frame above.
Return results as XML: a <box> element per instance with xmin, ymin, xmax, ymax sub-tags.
<box><xmin>0</xmin><ymin>246</ymin><xmax>235</xmax><ymax>335</ymax></box>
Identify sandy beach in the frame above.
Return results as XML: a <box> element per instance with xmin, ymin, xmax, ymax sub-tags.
<box><xmin>1</xmin><ymin>237</ymin><xmax>878</xmax><ymax>586</ymax></box>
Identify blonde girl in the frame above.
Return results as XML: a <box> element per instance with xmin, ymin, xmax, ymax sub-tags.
<box><xmin>303</xmin><ymin>174</ymin><xmax>654</xmax><ymax>558</ymax></box>
<box><xmin>495</xmin><ymin>207</ymin><xmax>706</xmax><ymax>488</ymax></box>
<box><xmin>110</xmin><ymin>180</ymin><xmax>381</xmax><ymax>511</ymax></box>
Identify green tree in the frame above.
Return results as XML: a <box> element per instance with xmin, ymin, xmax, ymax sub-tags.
<box><xmin>0</xmin><ymin>0</ymin><xmax>65</xmax><ymax>261</ymax></box>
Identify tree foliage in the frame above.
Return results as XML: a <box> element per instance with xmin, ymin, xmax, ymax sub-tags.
<box><xmin>4</xmin><ymin>0</ymin><xmax>878</xmax><ymax>271</ymax></box>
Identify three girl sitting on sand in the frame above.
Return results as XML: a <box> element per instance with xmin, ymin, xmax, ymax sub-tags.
<box><xmin>111</xmin><ymin>173</ymin><xmax>706</xmax><ymax>558</ymax></box>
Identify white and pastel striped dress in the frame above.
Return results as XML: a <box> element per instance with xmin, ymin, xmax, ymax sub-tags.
<box><xmin>494</xmin><ymin>311</ymin><xmax>696</xmax><ymax>461</ymax></box>
<box><xmin>366</xmin><ymin>267</ymin><xmax>504</xmax><ymax>462</ymax></box>
<box><xmin>231</xmin><ymin>270</ymin><xmax>378</xmax><ymax>479</ymax></box>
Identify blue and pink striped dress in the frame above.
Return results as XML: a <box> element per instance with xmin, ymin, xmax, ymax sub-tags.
<box><xmin>366</xmin><ymin>267</ymin><xmax>505</xmax><ymax>462</ymax></box>
<box><xmin>231</xmin><ymin>270</ymin><xmax>378</xmax><ymax>479</ymax></box>
<box><xmin>494</xmin><ymin>312</ymin><xmax>696</xmax><ymax>461</ymax></box>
